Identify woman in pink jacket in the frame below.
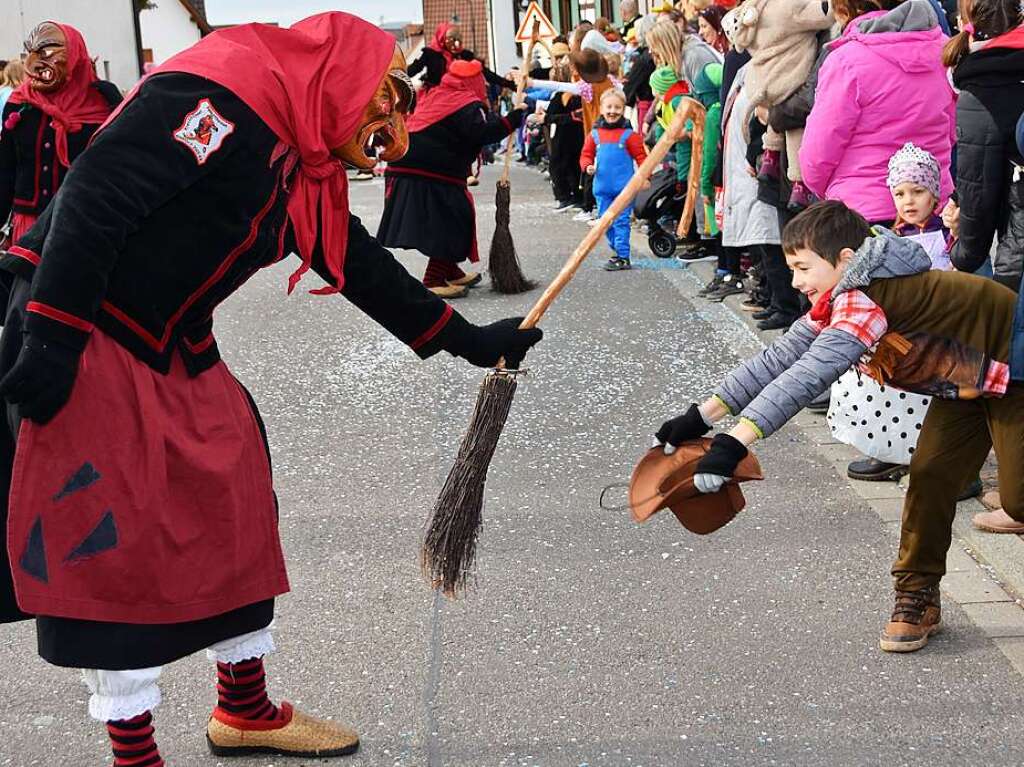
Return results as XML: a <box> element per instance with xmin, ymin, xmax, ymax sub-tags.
<box><xmin>800</xmin><ymin>0</ymin><xmax>955</xmax><ymax>223</ymax></box>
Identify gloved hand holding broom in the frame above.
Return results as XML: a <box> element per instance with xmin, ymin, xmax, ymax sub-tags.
<box><xmin>440</xmin><ymin>315</ymin><xmax>543</xmax><ymax>371</ymax></box>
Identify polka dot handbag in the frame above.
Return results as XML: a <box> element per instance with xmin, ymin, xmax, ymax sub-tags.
<box><xmin>826</xmin><ymin>370</ymin><xmax>931</xmax><ymax>465</ymax></box>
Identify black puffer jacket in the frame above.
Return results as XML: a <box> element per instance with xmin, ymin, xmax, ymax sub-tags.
<box><xmin>950</xmin><ymin>30</ymin><xmax>1024</xmax><ymax>289</ymax></box>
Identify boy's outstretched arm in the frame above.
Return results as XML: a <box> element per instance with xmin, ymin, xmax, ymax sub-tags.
<box><xmin>655</xmin><ymin>319</ymin><xmax>820</xmax><ymax>451</ymax></box>
<box><xmin>656</xmin><ymin>292</ymin><xmax>888</xmax><ymax>493</ymax></box>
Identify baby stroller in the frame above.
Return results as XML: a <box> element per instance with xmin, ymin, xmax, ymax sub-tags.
<box><xmin>634</xmin><ymin>165</ymin><xmax>685</xmax><ymax>258</ymax></box>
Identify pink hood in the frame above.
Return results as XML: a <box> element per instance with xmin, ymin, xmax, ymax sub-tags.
<box><xmin>801</xmin><ymin>2</ymin><xmax>955</xmax><ymax>221</ymax></box>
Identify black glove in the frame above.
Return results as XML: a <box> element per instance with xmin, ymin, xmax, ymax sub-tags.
<box><xmin>444</xmin><ymin>315</ymin><xmax>543</xmax><ymax>370</ymax></box>
<box><xmin>0</xmin><ymin>334</ymin><xmax>81</xmax><ymax>424</ymax></box>
<box><xmin>694</xmin><ymin>433</ymin><xmax>749</xmax><ymax>480</ymax></box>
<box><xmin>655</xmin><ymin>403</ymin><xmax>712</xmax><ymax>449</ymax></box>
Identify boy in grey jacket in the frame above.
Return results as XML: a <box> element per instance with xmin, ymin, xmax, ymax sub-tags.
<box><xmin>655</xmin><ymin>201</ymin><xmax>1023</xmax><ymax>653</ymax></box>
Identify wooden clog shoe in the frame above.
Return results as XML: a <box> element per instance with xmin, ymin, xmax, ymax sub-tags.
<box><xmin>207</xmin><ymin>701</ymin><xmax>359</xmax><ymax>758</ymax></box>
<box><xmin>448</xmin><ymin>271</ymin><xmax>483</xmax><ymax>288</ymax></box>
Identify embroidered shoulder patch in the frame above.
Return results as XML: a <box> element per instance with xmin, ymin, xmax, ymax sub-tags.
<box><xmin>173</xmin><ymin>98</ymin><xmax>235</xmax><ymax>165</ymax></box>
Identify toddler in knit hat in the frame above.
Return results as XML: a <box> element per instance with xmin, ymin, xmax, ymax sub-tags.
<box><xmin>886</xmin><ymin>142</ymin><xmax>951</xmax><ymax>270</ymax></box>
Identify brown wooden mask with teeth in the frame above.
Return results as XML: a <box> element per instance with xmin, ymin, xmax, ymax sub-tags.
<box><xmin>331</xmin><ymin>44</ymin><xmax>413</xmax><ymax>170</ymax></box>
<box><xmin>444</xmin><ymin>26</ymin><xmax>463</xmax><ymax>54</ymax></box>
<box><xmin>24</xmin><ymin>22</ymin><xmax>69</xmax><ymax>93</ymax></box>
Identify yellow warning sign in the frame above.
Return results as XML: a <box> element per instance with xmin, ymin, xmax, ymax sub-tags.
<box><xmin>515</xmin><ymin>1</ymin><xmax>558</xmax><ymax>42</ymax></box>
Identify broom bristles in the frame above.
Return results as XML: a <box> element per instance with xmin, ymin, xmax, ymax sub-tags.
<box><xmin>489</xmin><ymin>180</ymin><xmax>535</xmax><ymax>295</ymax></box>
<box><xmin>423</xmin><ymin>371</ymin><xmax>519</xmax><ymax>596</ymax></box>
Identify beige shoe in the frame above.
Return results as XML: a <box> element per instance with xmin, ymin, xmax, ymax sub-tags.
<box><xmin>428</xmin><ymin>284</ymin><xmax>468</xmax><ymax>298</ymax></box>
<box><xmin>448</xmin><ymin>271</ymin><xmax>482</xmax><ymax>288</ymax></box>
<box><xmin>207</xmin><ymin>702</ymin><xmax>359</xmax><ymax>758</ymax></box>
<box><xmin>466</xmin><ymin>175</ymin><xmax>479</xmax><ymax>186</ymax></box>
<box><xmin>972</xmin><ymin>508</ymin><xmax>1024</xmax><ymax>534</ymax></box>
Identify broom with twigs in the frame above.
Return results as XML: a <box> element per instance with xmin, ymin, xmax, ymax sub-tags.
<box><xmin>423</xmin><ymin>98</ymin><xmax>707</xmax><ymax>597</ymax></box>
<box><xmin>489</xmin><ymin>76</ymin><xmax>536</xmax><ymax>294</ymax></box>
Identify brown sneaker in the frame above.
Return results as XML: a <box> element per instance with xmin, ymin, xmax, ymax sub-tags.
<box><xmin>427</xmin><ymin>284</ymin><xmax>468</xmax><ymax>299</ymax></box>
<box><xmin>879</xmin><ymin>586</ymin><xmax>941</xmax><ymax>653</ymax></box>
<box><xmin>207</xmin><ymin>701</ymin><xmax>359</xmax><ymax>758</ymax></box>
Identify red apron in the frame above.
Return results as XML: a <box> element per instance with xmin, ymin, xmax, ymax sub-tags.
<box><xmin>11</xmin><ymin>212</ymin><xmax>37</xmax><ymax>243</ymax></box>
<box><xmin>7</xmin><ymin>330</ymin><xmax>289</xmax><ymax>624</ymax></box>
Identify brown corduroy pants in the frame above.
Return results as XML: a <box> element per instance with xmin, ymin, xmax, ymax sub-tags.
<box><xmin>892</xmin><ymin>383</ymin><xmax>1024</xmax><ymax>590</ymax></box>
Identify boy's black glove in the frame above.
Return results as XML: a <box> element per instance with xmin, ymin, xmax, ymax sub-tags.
<box><xmin>0</xmin><ymin>334</ymin><xmax>81</xmax><ymax>424</ymax></box>
<box><xmin>654</xmin><ymin>403</ymin><xmax>711</xmax><ymax>452</ymax></box>
<box><xmin>444</xmin><ymin>315</ymin><xmax>543</xmax><ymax>370</ymax></box>
<box><xmin>693</xmin><ymin>433</ymin><xmax>749</xmax><ymax>494</ymax></box>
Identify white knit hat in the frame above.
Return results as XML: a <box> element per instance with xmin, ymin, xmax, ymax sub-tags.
<box><xmin>886</xmin><ymin>142</ymin><xmax>941</xmax><ymax>198</ymax></box>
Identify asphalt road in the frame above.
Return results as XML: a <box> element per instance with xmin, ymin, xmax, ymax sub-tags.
<box><xmin>3</xmin><ymin>163</ymin><xmax>1024</xmax><ymax>767</ymax></box>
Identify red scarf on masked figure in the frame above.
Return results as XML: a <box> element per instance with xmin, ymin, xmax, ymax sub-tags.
<box><xmin>106</xmin><ymin>13</ymin><xmax>396</xmax><ymax>295</ymax></box>
<box><xmin>407</xmin><ymin>59</ymin><xmax>486</xmax><ymax>133</ymax></box>
<box><xmin>9</xmin><ymin>23</ymin><xmax>113</xmax><ymax>168</ymax></box>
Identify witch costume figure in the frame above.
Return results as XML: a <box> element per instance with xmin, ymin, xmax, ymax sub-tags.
<box><xmin>0</xmin><ymin>13</ymin><xmax>541</xmax><ymax>765</ymax></box>
<box><xmin>407</xmin><ymin>21</ymin><xmax>515</xmax><ymax>92</ymax></box>
<box><xmin>377</xmin><ymin>59</ymin><xmax>526</xmax><ymax>299</ymax></box>
<box><xmin>0</xmin><ymin>22</ymin><xmax>121</xmax><ymax>247</ymax></box>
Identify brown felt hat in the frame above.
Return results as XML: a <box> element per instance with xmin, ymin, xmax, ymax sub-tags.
<box><xmin>570</xmin><ymin>49</ymin><xmax>609</xmax><ymax>83</ymax></box>
<box><xmin>628</xmin><ymin>438</ymin><xmax>763</xmax><ymax>534</ymax></box>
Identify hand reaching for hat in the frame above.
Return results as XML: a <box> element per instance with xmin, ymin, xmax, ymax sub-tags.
<box><xmin>693</xmin><ymin>433</ymin><xmax>749</xmax><ymax>494</ymax></box>
<box><xmin>653</xmin><ymin>403</ymin><xmax>712</xmax><ymax>454</ymax></box>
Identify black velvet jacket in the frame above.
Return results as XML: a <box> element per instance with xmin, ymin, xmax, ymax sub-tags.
<box><xmin>0</xmin><ymin>81</ymin><xmax>122</xmax><ymax>222</ymax></box>
<box><xmin>0</xmin><ymin>73</ymin><xmax>459</xmax><ymax>375</ymax></box>
<box><xmin>388</xmin><ymin>103</ymin><xmax>523</xmax><ymax>181</ymax></box>
<box><xmin>408</xmin><ymin>47</ymin><xmax>515</xmax><ymax>91</ymax></box>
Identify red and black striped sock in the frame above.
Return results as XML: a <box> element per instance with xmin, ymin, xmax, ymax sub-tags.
<box><xmin>106</xmin><ymin>711</ymin><xmax>164</xmax><ymax>767</ymax></box>
<box><xmin>215</xmin><ymin>656</ymin><xmax>284</xmax><ymax>722</ymax></box>
<box><xmin>423</xmin><ymin>259</ymin><xmax>451</xmax><ymax>287</ymax></box>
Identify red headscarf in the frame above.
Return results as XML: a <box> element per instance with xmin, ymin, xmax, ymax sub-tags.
<box><xmin>115</xmin><ymin>13</ymin><xmax>395</xmax><ymax>294</ymax></box>
<box><xmin>9</xmin><ymin>23</ymin><xmax>113</xmax><ymax>167</ymax></box>
<box><xmin>429</xmin><ymin>22</ymin><xmax>456</xmax><ymax>65</ymax></box>
<box><xmin>406</xmin><ymin>59</ymin><xmax>486</xmax><ymax>132</ymax></box>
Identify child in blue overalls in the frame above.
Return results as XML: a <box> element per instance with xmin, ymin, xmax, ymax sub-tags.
<box><xmin>580</xmin><ymin>89</ymin><xmax>648</xmax><ymax>271</ymax></box>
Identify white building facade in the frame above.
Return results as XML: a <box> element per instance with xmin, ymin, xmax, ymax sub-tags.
<box><xmin>1</xmin><ymin>0</ymin><xmax>142</xmax><ymax>90</ymax></box>
<box><xmin>139</xmin><ymin>0</ymin><xmax>211</xmax><ymax>68</ymax></box>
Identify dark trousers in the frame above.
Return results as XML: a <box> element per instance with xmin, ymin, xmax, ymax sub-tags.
<box><xmin>550</xmin><ymin>157</ymin><xmax>581</xmax><ymax>204</ymax></box>
<box><xmin>892</xmin><ymin>384</ymin><xmax>1024</xmax><ymax>590</ymax></box>
<box><xmin>718</xmin><ymin>243</ymin><xmax>740</xmax><ymax>275</ymax></box>
<box><xmin>581</xmin><ymin>173</ymin><xmax>595</xmax><ymax>212</ymax></box>
<box><xmin>756</xmin><ymin>244</ymin><xmax>801</xmax><ymax>318</ymax></box>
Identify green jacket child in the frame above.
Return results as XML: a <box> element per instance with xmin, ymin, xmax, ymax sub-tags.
<box><xmin>649</xmin><ymin>65</ymin><xmax>692</xmax><ymax>190</ymax></box>
<box><xmin>649</xmin><ymin>64</ymin><xmax>722</xmax><ymax>236</ymax></box>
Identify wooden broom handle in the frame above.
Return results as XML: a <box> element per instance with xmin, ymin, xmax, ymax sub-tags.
<box><xmin>519</xmin><ymin>98</ymin><xmax>704</xmax><ymax>331</ymax></box>
<box><xmin>501</xmin><ymin>78</ymin><xmax>528</xmax><ymax>184</ymax></box>
<box><xmin>677</xmin><ymin>103</ymin><xmax>707</xmax><ymax>239</ymax></box>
